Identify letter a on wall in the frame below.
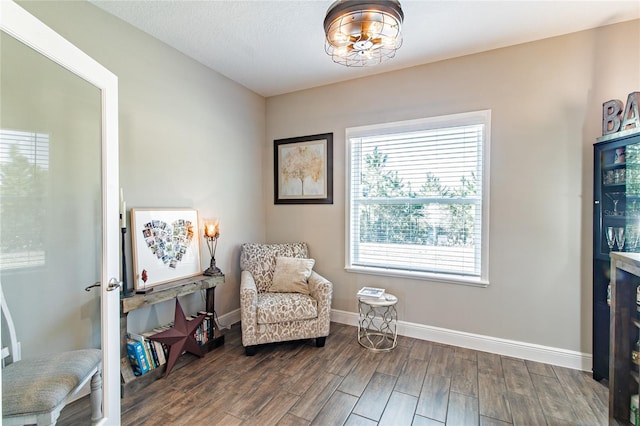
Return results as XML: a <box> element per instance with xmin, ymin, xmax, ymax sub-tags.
<box><xmin>621</xmin><ymin>92</ymin><xmax>640</xmax><ymax>132</ymax></box>
<box><xmin>603</xmin><ymin>92</ymin><xmax>640</xmax><ymax>136</ymax></box>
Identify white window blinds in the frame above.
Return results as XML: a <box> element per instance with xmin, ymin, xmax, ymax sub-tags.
<box><xmin>347</xmin><ymin>111</ymin><xmax>490</xmax><ymax>283</ymax></box>
<box><xmin>0</xmin><ymin>129</ymin><xmax>49</xmax><ymax>270</ymax></box>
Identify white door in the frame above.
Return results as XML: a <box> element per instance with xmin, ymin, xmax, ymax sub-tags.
<box><xmin>0</xmin><ymin>1</ymin><xmax>120</xmax><ymax>423</ymax></box>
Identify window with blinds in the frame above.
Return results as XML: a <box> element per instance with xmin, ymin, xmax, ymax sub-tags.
<box><xmin>346</xmin><ymin>110</ymin><xmax>490</xmax><ymax>285</ymax></box>
<box><xmin>0</xmin><ymin>129</ymin><xmax>49</xmax><ymax>270</ymax></box>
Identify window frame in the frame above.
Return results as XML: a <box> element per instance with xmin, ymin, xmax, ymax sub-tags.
<box><xmin>345</xmin><ymin>110</ymin><xmax>491</xmax><ymax>287</ymax></box>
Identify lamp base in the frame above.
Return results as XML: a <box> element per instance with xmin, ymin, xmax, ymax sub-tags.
<box><xmin>203</xmin><ymin>257</ymin><xmax>224</xmax><ymax>277</ymax></box>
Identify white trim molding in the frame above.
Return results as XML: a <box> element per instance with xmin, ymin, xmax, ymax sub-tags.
<box><xmin>330</xmin><ymin>309</ymin><xmax>591</xmax><ymax>372</ymax></box>
<box><xmin>224</xmin><ymin>307</ymin><xmax>590</xmax><ymax>372</ymax></box>
<box><xmin>218</xmin><ymin>308</ymin><xmax>241</xmax><ymax>331</ymax></box>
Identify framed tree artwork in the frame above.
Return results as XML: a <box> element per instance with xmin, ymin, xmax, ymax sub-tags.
<box><xmin>274</xmin><ymin>133</ymin><xmax>333</xmax><ymax>204</ymax></box>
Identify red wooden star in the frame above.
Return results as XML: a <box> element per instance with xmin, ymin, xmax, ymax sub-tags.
<box><xmin>148</xmin><ymin>299</ymin><xmax>205</xmax><ymax>377</ymax></box>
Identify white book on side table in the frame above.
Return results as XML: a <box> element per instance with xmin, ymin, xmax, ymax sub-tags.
<box><xmin>357</xmin><ymin>286</ymin><xmax>385</xmax><ymax>300</ymax></box>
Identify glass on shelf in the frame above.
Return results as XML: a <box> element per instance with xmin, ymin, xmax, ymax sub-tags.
<box><xmin>606</xmin><ymin>227</ymin><xmax>616</xmax><ymax>251</ymax></box>
<box><xmin>604</xmin><ymin>170</ymin><xmax>615</xmax><ymax>185</ymax></box>
<box><xmin>604</xmin><ymin>192</ymin><xmax>625</xmax><ymax>216</ymax></box>
<box><xmin>603</xmin><ymin>168</ymin><xmax>627</xmax><ymax>185</ymax></box>
<box><xmin>628</xmin><ymin>226</ymin><xmax>640</xmax><ymax>252</ymax></box>
<box><xmin>604</xmin><ymin>226</ymin><xmax>631</xmax><ymax>252</ymax></box>
<box><xmin>616</xmin><ymin>227</ymin><xmax>626</xmax><ymax>251</ymax></box>
<box><xmin>629</xmin><ymin>200</ymin><xmax>640</xmax><ymax>218</ymax></box>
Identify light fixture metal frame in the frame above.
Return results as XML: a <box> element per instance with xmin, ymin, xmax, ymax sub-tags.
<box><xmin>323</xmin><ymin>0</ymin><xmax>404</xmax><ymax>67</ymax></box>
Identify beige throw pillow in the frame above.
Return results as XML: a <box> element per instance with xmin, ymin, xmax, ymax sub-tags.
<box><xmin>269</xmin><ymin>256</ymin><xmax>315</xmax><ymax>295</ymax></box>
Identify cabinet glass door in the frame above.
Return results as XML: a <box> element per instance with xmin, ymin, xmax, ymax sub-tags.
<box><xmin>597</xmin><ymin>138</ymin><xmax>640</xmax><ymax>258</ymax></box>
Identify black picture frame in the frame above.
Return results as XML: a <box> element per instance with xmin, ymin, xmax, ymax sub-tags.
<box><xmin>274</xmin><ymin>133</ymin><xmax>333</xmax><ymax>204</ymax></box>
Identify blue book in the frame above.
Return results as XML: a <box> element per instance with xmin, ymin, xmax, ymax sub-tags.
<box><xmin>129</xmin><ymin>332</ymin><xmax>156</xmax><ymax>370</ymax></box>
<box><xmin>126</xmin><ymin>339</ymin><xmax>150</xmax><ymax>376</ymax></box>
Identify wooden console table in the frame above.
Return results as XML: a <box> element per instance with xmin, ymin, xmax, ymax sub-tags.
<box><xmin>609</xmin><ymin>252</ymin><xmax>640</xmax><ymax>424</ymax></box>
<box><xmin>120</xmin><ymin>274</ymin><xmax>225</xmax><ymax>395</ymax></box>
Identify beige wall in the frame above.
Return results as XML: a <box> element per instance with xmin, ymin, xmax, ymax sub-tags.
<box><xmin>266</xmin><ymin>20</ymin><xmax>640</xmax><ymax>354</ymax></box>
<box><xmin>15</xmin><ymin>1</ymin><xmax>266</xmax><ymax>339</ymax></box>
<box><xmin>9</xmin><ymin>1</ymin><xmax>639</xmax><ymax>357</ymax></box>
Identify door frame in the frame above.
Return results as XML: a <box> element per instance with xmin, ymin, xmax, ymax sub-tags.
<box><xmin>0</xmin><ymin>1</ymin><xmax>121</xmax><ymax>423</ymax></box>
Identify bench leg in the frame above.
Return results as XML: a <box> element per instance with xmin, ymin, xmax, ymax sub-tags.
<box><xmin>245</xmin><ymin>345</ymin><xmax>257</xmax><ymax>356</ymax></box>
<box><xmin>316</xmin><ymin>336</ymin><xmax>327</xmax><ymax>347</ymax></box>
<box><xmin>90</xmin><ymin>365</ymin><xmax>103</xmax><ymax>425</ymax></box>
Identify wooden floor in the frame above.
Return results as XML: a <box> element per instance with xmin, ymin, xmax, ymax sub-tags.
<box><xmin>59</xmin><ymin>322</ymin><xmax>609</xmax><ymax>425</ymax></box>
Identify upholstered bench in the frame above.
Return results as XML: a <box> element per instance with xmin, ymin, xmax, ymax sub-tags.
<box><xmin>2</xmin><ymin>349</ymin><xmax>102</xmax><ymax>425</ymax></box>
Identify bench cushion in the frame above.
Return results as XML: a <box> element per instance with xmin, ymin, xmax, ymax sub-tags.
<box><xmin>2</xmin><ymin>349</ymin><xmax>101</xmax><ymax>416</ymax></box>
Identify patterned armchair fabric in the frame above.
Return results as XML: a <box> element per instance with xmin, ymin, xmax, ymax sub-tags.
<box><xmin>240</xmin><ymin>242</ymin><xmax>333</xmax><ymax>354</ymax></box>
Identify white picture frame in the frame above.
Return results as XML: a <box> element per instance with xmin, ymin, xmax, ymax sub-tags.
<box><xmin>131</xmin><ymin>208</ymin><xmax>202</xmax><ymax>290</ymax></box>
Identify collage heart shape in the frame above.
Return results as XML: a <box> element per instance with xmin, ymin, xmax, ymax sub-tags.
<box><xmin>140</xmin><ymin>218</ymin><xmax>194</xmax><ymax>269</ymax></box>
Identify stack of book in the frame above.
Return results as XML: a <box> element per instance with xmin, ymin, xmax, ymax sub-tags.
<box><xmin>126</xmin><ymin>332</ymin><xmax>166</xmax><ymax>376</ymax></box>
<box><xmin>357</xmin><ymin>286</ymin><xmax>386</xmax><ymax>301</ymax></box>
<box><xmin>125</xmin><ymin>312</ymin><xmax>216</xmax><ymax>376</ymax></box>
<box><xmin>125</xmin><ymin>334</ymin><xmax>152</xmax><ymax>376</ymax></box>
<box><xmin>195</xmin><ymin>311</ymin><xmax>215</xmax><ymax>345</ymax></box>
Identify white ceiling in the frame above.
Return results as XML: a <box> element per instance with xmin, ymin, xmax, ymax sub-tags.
<box><xmin>89</xmin><ymin>0</ymin><xmax>640</xmax><ymax>97</ymax></box>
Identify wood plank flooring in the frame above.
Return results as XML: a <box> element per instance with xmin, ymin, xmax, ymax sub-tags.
<box><xmin>58</xmin><ymin>322</ymin><xmax>609</xmax><ymax>425</ymax></box>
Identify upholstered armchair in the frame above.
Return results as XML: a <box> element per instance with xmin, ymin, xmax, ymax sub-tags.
<box><xmin>240</xmin><ymin>242</ymin><xmax>333</xmax><ymax>356</ymax></box>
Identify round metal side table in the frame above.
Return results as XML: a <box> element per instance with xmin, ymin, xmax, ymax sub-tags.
<box><xmin>357</xmin><ymin>293</ymin><xmax>398</xmax><ymax>352</ymax></box>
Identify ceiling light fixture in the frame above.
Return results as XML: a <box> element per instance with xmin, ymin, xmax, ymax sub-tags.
<box><xmin>323</xmin><ymin>0</ymin><xmax>404</xmax><ymax>67</ymax></box>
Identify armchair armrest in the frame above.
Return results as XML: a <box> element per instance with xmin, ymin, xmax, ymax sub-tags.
<box><xmin>241</xmin><ymin>270</ymin><xmax>258</xmax><ymax>295</ymax></box>
<box><xmin>308</xmin><ymin>271</ymin><xmax>332</xmax><ymax>300</ymax></box>
<box><xmin>308</xmin><ymin>271</ymin><xmax>333</xmax><ymax>334</ymax></box>
<box><xmin>240</xmin><ymin>270</ymin><xmax>258</xmax><ymax>326</ymax></box>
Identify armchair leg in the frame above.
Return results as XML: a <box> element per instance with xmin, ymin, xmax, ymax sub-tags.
<box><xmin>245</xmin><ymin>345</ymin><xmax>257</xmax><ymax>356</ymax></box>
<box><xmin>316</xmin><ymin>337</ymin><xmax>326</xmax><ymax>347</ymax></box>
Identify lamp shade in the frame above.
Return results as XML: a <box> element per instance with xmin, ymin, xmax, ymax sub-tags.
<box><xmin>203</xmin><ymin>219</ymin><xmax>219</xmax><ymax>238</ymax></box>
<box><xmin>323</xmin><ymin>0</ymin><xmax>404</xmax><ymax>67</ymax></box>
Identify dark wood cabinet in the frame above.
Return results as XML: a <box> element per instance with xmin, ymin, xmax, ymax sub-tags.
<box><xmin>608</xmin><ymin>252</ymin><xmax>640</xmax><ymax>423</ymax></box>
<box><xmin>593</xmin><ymin>131</ymin><xmax>640</xmax><ymax>381</ymax></box>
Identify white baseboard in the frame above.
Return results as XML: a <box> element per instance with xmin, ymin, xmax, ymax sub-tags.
<box><xmin>220</xmin><ymin>307</ymin><xmax>591</xmax><ymax>372</ymax></box>
<box><xmin>217</xmin><ymin>308</ymin><xmax>241</xmax><ymax>330</ymax></box>
<box><xmin>330</xmin><ymin>309</ymin><xmax>592</xmax><ymax>372</ymax></box>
